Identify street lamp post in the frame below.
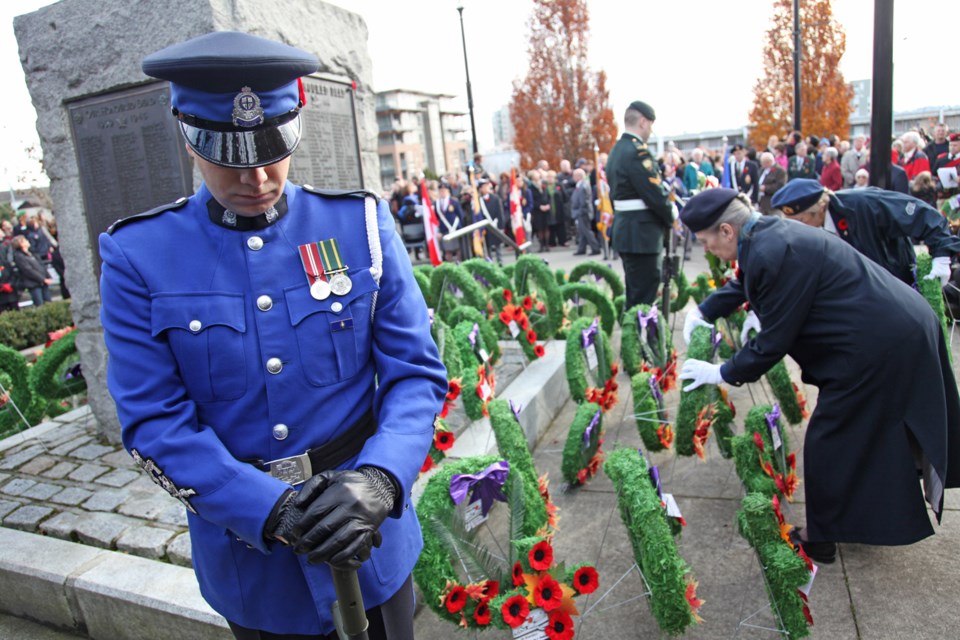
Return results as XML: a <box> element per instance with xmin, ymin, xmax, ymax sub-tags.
<box><xmin>792</xmin><ymin>0</ymin><xmax>802</xmax><ymax>132</ymax></box>
<box><xmin>457</xmin><ymin>3</ymin><xmax>479</xmax><ymax>156</ymax></box>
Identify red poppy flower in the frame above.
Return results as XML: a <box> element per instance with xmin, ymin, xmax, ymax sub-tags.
<box><xmin>420</xmin><ymin>455</ymin><xmax>434</xmax><ymax>473</ymax></box>
<box><xmin>529</xmin><ymin>540</ymin><xmax>554</xmax><ymax>571</ymax></box>
<box><xmin>576</xmin><ymin>468</ymin><xmax>588</xmax><ymax>484</ymax></box>
<box><xmin>787</xmin><ymin>452</ymin><xmax>797</xmax><ymax>469</ymax></box>
<box><xmin>534</xmin><ymin>344</ymin><xmax>545</xmax><ymax>358</ymax></box>
<box><xmin>512</xmin><ymin>561</ymin><xmax>525</xmax><ymax>587</ymax></box>
<box><xmin>434</xmin><ymin>431</ymin><xmax>455</xmax><ymax>451</ymax></box>
<box><xmin>573</xmin><ymin>566</ymin><xmax>599</xmax><ymax>594</ymax></box>
<box><xmin>503</xmin><ymin>289</ymin><xmax>513</xmax><ymax>302</ymax></box>
<box><xmin>837</xmin><ymin>218</ymin><xmax>849</xmax><ymax>231</ymax></box>
<box><xmin>518</xmin><ymin>315</ymin><xmax>530</xmax><ymax>330</ymax></box>
<box><xmin>536</xmin><ymin>301</ymin><xmax>546</xmax><ymax>313</ymax></box>
<box><xmin>753</xmin><ymin>431</ymin><xmax>765</xmax><ymax>452</ymax></box>
<box><xmin>526</xmin><ymin>329</ymin><xmax>537</xmax><ymax>345</ymax></box>
<box><xmin>439</xmin><ymin>402</ymin><xmax>450</xmax><ymax>419</ymax></box>
<box><xmin>446</xmin><ymin>379</ymin><xmax>462</xmax><ymax>400</ymax></box>
<box><xmin>480</xmin><ymin>579</ymin><xmax>499</xmax><ymax>601</ymax></box>
<box><xmin>610</xmin><ymin>363</ymin><xmax>619</xmax><ymax>377</ymax></box>
<box><xmin>802</xmin><ymin>603</ymin><xmax>814</xmax><ymax>625</ymax></box>
<box><xmin>545</xmin><ymin>610</ymin><xmax>574</xmax><ymax>640</ymax></box>
<box><xmin>444</xmin><ymin>585</ymin><xmax>467</xmax><ymax>613</ymax></box>
<box><xmin>499</xmin><ymin>310</ymin><xmax>512</xmax><ymax>325</ymax></box>
<box><xmin>501</xmin><ymin>594</ymin><xmax>529</xmax><ymax>628</ymax></box>
<box><xmin>533</xmin><ymin>574</ymin><xmax>563</xmax><ymax>611</ymax></box>
<box><xmin>522</xmin><ymin>295</ymin><xmax>534</xmax><ymax>310</ymax></box>
<box><xmin>513</xmin><ymin>306</ymin><xmax>524</xmax><ymax>320</ymax></box>
<box><xmin>473</xmin><ymin>600</ymin><xmax>491</xmax><ymax>626</ymax></box>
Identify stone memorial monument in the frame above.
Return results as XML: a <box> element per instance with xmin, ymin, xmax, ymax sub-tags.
<box><xmin>15</xmin><ymin>0</ymin><xmax>380</xmax><ymax>443</ymax></box>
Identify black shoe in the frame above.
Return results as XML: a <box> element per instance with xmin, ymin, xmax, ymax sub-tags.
<box><xmin>789</xmin><ymin>527</ymin><xmax>836</xmax><ymax>564</ymax></box>
<box><xmin>589</xmin><ymin>250</ymin><xmax>601</xmax><ymax>255</ymax></box>
<box><xmin>573</xmin><ymin>251</ymin><xmax>586</xmax><ymax>255</ymax></box>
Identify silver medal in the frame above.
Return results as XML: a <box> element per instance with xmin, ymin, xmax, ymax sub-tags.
<box><xmin>310</xmin><ymin>279</ymin><xmax>332</xmax><ymax>301</ymax></box>
<box><xmin>330</xmin><ymin>272</ymin><xmax>353</xmax><ymax>296</ymax></box>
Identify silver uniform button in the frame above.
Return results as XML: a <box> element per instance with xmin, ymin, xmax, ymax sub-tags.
<box><xmin>189</xmin><ymin>320</ymin><xmax>202</xmax><ymax>332</ymax></box>
<box><xmin>331</xmin><ymin>301</ymin><xmax>343</xmax><ymax>313</ymax></box>
<box><xmin>272</xmin><ymin>424</ymin><xmax>289</xmax><ymax>440</ymax></box>
<box><xmin>266</xmin><ymin>358</ymin><xmax>283</xmax><ymax>374</ymax></box>
<box><xmin>257</xmin><ymin>295</ymin><xmax>273</xmax><ymax>311</ymax></box>
<box><xmin>247</xmin><ymin>236</ymin><xmax>264</xmax><ymax>251</ymax></box>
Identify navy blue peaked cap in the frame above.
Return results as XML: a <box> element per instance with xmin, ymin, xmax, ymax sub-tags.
<box><xmin>142</xmin><ymin>31</ymin><xmax>319</xmax><ymax>168</ymax></box>
<box><xmin>679</xmin><ymin>188</ymin><xmax>739</xmax><ymax>232</ymax></box>
<box><xmin>771</xmin><ymin>179</ymin><xmax>824</xmax><ymax>215</ymax></box>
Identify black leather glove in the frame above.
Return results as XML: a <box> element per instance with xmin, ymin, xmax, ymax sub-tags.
<box><xmin>264</xmin><ymin>489</ymin><xmax>302</xmax><ymax>545</ymax></box>
<box><xmin>291</xmin><ymin>466</ymin><xmax>398</xmax><ymax>568</ymax></box>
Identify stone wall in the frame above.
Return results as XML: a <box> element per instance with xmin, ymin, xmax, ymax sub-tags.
<box><xmin>15</xmin><ymin>0</ymin><xmax>379</xmax><ymax>443</ymax></box>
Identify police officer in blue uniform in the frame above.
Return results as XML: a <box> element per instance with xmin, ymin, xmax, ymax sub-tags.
<box><xmin>685</xmin><ymin>179</ymin><xmax>960</xmax><ymax>342</ymax></box>
<box><xmin>677</xmin><ymin>189</ymin><xmax>960</xmax><ymax>563</ymax></box>
<box><xmin>99</xmin><ymin>32</ymin><xmax>446</xmax><ymax>639</ymax></box>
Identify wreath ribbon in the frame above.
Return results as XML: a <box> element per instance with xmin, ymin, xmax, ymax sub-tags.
<box><xmin>449</xmin><ymin>460</ymin><xmax>510</xmax><ymax>517</ymax></box>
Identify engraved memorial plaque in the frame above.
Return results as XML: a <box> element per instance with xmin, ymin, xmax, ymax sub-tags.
<box><xmin>67</xmin><ymin>83</ymin><xmax>193</xmax><ymax>270</ymax></box>
<box><xmin>289</xmin><ymin>75</ymin><xmax>364</xmax><ymax>190</ymax></box>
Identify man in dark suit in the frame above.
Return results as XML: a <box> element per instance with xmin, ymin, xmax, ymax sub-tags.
<box><xmin>679</xmin><ymin>189</ymin><xmax>960</xmax><ymax>564</ymax></box>
<box><xmin>756</xmin><ymin>151</ymin><xmax>786</xmax><ymax>214</ymax></box>
<box><xmin>729</xmin><ymin>144</ymin><xmax>760</xmax><ymax>205</ymax></box>
<box><xmin>787</xmin><ymin>141</ymin><xmax>817</xmax><ymax>181</ymax></box>
<box><xmin>435</xmin><ymin>181</ymin><xmax>465</xmax><ymax>261</ymax></box>
<box><xmin>605</xmin><ymin>100</ymin><xmax>675</xmax><ymax>308</ymax></box>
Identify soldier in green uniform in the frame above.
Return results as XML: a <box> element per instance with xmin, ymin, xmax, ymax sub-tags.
<box><xmin>606</xmin><ymin>101</ymin><xmax>676</xmax><ymax>308</ymax></box>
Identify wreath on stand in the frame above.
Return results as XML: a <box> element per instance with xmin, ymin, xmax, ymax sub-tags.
<box><xmin>452</xmin><ymin>321</ymin><xmax>496</xmax><ymax>420</ymax></box>
<box><xmin>668</xmin><ymin>269</ymin><xmax>691</xmax><ymax>313</ymax></box>
<box><xmin>559</xmin><ymin>282</ymin><xmax>616</xmax><ymax>337</ymax></box>
<box><xmin>568</xmin><ymin>260</ymin><xmax>625</xmax><ymax>299</ymax></box>
<box><xmin>555</xmin><ymin>267</ymin><xmax>568</xmax><ymax>287</ymax></box>
<box><xmin>749</xmin><ymin>330</ymin><xmax>809</xmax><ymax>426</ymax></box>
<box><xmin>631</xmin><ymin>372</ymin><xmax>673</xmax><ymax>452</ymax></box>
<box><xmin>604</xmin><ymin>448</ymin><xmax>703</xmax><ymax>635</ymax></box>
<box><xmin>490</xmin><ymin>288</ymin><xmax>545</xmax><ymax>362</ymax></box>
<box><xmin>513</xmin><ymin>255</ymin><xmax>564</xmax><ymax>339</ymax></box>
<box><xmin>0</xmin><ymin>343</ymin><xmax>45</xmax><ymax>438</ymax></box>
<box><xmin>560</xmin><ymin>402</ymin><xmax>605</xmax><ymax>486</ymax></box>
<box><xmin>731</xmin><ymin>404</ymin><xmax>799</xmax><ymax>501</ymax></box>
<box><xmin>29</xmin><ymin>328</ymin><xmax>86</xmax><ymax>418</ymax></box>
<box><xmin>736</xmin><ymin>492</ymin><xmax>815</xmax><ymax>639</ymax></box>
<box><xmin>446</xmin><ymin>305</ymin><xmax>502</xmax><ymax>366</ymax></box>
<box><xmin>675</xmin><ymin>325</ymin><xmax>736</xmax><ymax>458</ymax></box>
<box><xmin>564</xmin><ymin>317</ymin><xmax>618</xmax><ymax>411</ymax></box>
<box><xmin>621</xmin><ymin>303</ymin><xmax>678</xmax><ymax>392</ymax></box>
<box><xmin>461</xmin><ymin>258</ymin><xmax>512</xmax><ymax>291</ymax></box>
<box><xmin>430</xmin><ymin>262</ymin><xmax>489</xmax><ymax>318</ymax></box>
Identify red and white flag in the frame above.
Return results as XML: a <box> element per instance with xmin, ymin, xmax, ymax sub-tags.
<box><xmin>509</xmin><ymin>168</ymin><xmax>526</xmax><ymax>246</ymax></box>
<box><xmin>420</xmin><ymin>180</ymin><xmax>442</xmax><ymax>266</ymax></box>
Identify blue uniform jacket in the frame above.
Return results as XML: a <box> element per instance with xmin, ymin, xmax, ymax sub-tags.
<box><xmin>99</xmin><ymin>182</ymin><xmax>447</xmax><ymax>635</ymax></box>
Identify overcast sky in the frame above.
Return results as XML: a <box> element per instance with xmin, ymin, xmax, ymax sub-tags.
<box><xmin>2</xmin><ymin>0</ymin><xmax>957</xmax><ymax>188</ymax></box>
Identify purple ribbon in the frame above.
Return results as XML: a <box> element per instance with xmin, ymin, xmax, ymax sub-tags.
<box><xmin>710</xmin><ymin>327</ymin><xmax>723</xmax><ymax>358</ymax></box>
<box><xmin>449</xmin><ymin>460</ymin><xmax>510</xmax><ymax>517</ymax></box>
<box><xmin>583</xmin><ymin>409</ymin><xmax>602</xmax><ymax>446</ymax></box>
<box><xmin>509</xmin><ymin>399</ymin><xmax>523</xmax><ymax>422</ymax></box>
<box><xmin>649</xmin><ymin>465</ymin><xmax>663</xmax><ymax>499</ymax></box>
<box><xmin>428</xmin><ymin>308</ymin><xmax>434</xmax><ymax>326</ymax></box>
<box><xmin>581</xmin><ymin>318</ymin><xmax>599</xmax><ymax>349</ymax></box>
<box><xmin>765</xmin><ymin>404</ymin><xmax>781</xmax><ymax>432</ymax></box>
<box><xmin>638</xmin><ymin>305</ymin><xmax>658</xmax><ymax>341</ymax></box>
<box><xmin>468</xmin><ymin>323</ymin><xmax>479</xmax><ymax>348</ymax></box>
<box><xmin>648</xmin><ymin>375</ymin><xmax>663</xmax><ymax>403</ymax></box>
<box><xmin>473</xmin><ymin>274</ymin><xmax>491</xmax><ymax>288</ymax></box>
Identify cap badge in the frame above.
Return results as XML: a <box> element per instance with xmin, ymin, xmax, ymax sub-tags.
<box><xmin>232</xmin><ymin>86</ymin><xmax>265</xmax><ymax>127</ymax></box>
<box><xmin>781</xmin><ymin>206</ymin><xmax>794</xmax><ymax>215</ymax></box>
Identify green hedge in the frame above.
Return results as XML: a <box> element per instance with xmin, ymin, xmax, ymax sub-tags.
<box><xmin>0</xmin><ymin>301</ymin><xmax>73</xmax><ymax>351</ymax></box>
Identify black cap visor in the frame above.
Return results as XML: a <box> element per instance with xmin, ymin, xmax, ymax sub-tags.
<box><xmin>180</xmin><ymin>114</ymin><xmax>302</xmax><ymax>168</ymax></box>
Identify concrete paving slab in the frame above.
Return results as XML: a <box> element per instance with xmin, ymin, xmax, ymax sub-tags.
<box><xmin>116</xmin><ymin>525</ymin><xmax>176</xmax><ymax>560</ymax></box>
<box><xmin>98</xmin><ymin>450</ymin><xmax>135</xmax><ymax>468</ymax></box>
<box><xmin>42</xmin><ymin>461</ymin><xmax>79</xmax><ymax>480</ymax></box>
<box><xmin>3</xmin><ymin>505</ymin><xmax>55</xmax><ymax>532</ymax></box>
<box><xmin>49</xmin><ymin>437</ymin><xmax>92</xmax><ymax>457</ymax></box>
<box><xmin>2</xmin><ymin>477</ymin><xmax>37</xmax><ymax>496</ymax></box>
<box><xmin>0</xmin><ymin>498</ymin><xmax>22</xmax><ymax>519</ymax></box>
<box><xmin>117</xmin><ymin>493</ymin><xmax>176</xmax><ymax>520</ymax></box>
<box><xmin>73</xmin><ymin>513</ymin><xmax>137</xmax><ymax>549</ymax></box>
<box><xmin>40</xmin><ymin>511</ymin><xmax>82</xmax><ymax>541</ymax></box>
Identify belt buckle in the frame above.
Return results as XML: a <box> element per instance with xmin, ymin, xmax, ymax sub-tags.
<box><xmin>266</xmin><ymin>453</ymin><xmax>313</xmax><ymax>486</ymax></box>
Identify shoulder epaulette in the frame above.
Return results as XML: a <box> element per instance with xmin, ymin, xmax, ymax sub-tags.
<box><xmin>631</xmin><ymin>139</ymin><xmax>650</xmax><ymax>156</ymax></box>
<box><xmin>301</xmin><ymin>185</ymin><xmax>381</xmax><ymax>201</ymax></box>
<box><xmin>107</xmin><ymin>197</ymin><xmax>189</xmax><ymax>235</ymax></box>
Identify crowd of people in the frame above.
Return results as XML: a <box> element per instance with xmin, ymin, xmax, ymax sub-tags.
<box><xmin>0</xmin><ymin>211</ymin><xmax>68</xmax><ymax>312</ymax></box>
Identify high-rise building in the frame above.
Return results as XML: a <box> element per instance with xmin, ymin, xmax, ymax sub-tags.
<box><xmin>492</xmin><ymin>105</ymin><xmax>515</xmax><ymax>149</ymax></box>
<box><xmin>375</xmin><ymin>89</ymin><xmax>469</xmax><ymax>186</ymax></box>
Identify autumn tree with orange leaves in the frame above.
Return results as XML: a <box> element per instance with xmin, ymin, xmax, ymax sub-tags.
<box><xmin>510</xmin><ymin>0</ymin><xmax>617</xmax><ymax>169</ymax></box>
<box><xmin>748</xmin><ymin>0</ymin><xmax>852</xmax><ymax>149</ymax></box>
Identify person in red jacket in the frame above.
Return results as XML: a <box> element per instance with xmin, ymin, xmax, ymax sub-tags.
<box><xmin>819</xmin><ymin>147</ymin><xmax>843</xmax><ymax>191</ymax></box>
<box><xmin>899</xmin><ymin>131</ymin><xmax>931</xmax><ymax>182</ymax></box>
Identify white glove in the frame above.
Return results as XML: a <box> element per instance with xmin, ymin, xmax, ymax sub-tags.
<box><xmin>924</xmin><ymin>256</ymin><xmax>951</xmax><ymax>287</ymax></box>
<box><xmin>679</xmin><ymin>359</ymin><xmax>724</xmax><ymax>392</ymax></box>
<box><xmin>683</xmin><ymin>307</ymin><xmax>714</xmax><ymax>345</ymax></box>
<box><xmin>740</xmin><ymin>310</ymin><xmax>761</xmax><ymax>344</ymax></box>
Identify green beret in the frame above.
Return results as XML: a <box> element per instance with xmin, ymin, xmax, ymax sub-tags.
<box><xmin>628</xmin><ymin>100</ymin><xmax>656</xmax><ymax>122</ymax></box>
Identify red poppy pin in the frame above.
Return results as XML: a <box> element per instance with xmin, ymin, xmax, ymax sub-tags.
<box><xmin>836</xmin><ymin>218</ymin><xmax>849</xmax><ymax>232</ymax></box>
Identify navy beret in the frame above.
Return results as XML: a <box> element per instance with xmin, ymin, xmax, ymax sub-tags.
<box><xmin>628</xmin><ymin>100</ymin><xmax>656</xmax><ymax>122</ymax></box>
<box><xmin>679</xmin><ymin>188</ymin><xmax>739</xmax><ymax>232</ymax></box>
<box><xmin>770</xmin><ymin>179</ymin><xmax>824</xmax><ymax>215</ymax></box>
<box><xmin>142</xmin><ymin>31</ymin><xmax>319</xmax><ymax>168</ymax></box>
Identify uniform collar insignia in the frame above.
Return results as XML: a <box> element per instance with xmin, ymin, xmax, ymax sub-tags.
<box><xmin>207</xmin><ymin>194</ymin><xmax>289</xmax><ymax>231</ymax></box>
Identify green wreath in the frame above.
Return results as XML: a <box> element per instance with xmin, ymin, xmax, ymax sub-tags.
<box><xmin>452</xmin><ymin>320</ymin><xmax>494</xmax><ymax>421</ymax></box>
<box><xmin>916</xmin><ymin>252</ymin><xmax>951</xmax><ymax>359</ymax></box>
<box><xmin>0</xmin><ymin>344</ymin><xmax>45</xmax><ymax>438</ymax></box>
<box><xmin>431</xmin><ymin>317</ymin><xmax>463</xmax><ymax>382</ymax></box>
<box><xmin>731</xmin><ymin>404</ymin><xmax>797</xmax><ymax>500</ymax></box>
<box><xmin>736</xmin><ymin>492</ymin><xmax>813</xmax><ymax>638</ymax></box>
<box><xmin>631</xmin><ymin>372</ymin><xmax>672</xmax><ymax>452</ymax></box>
<box><xmin>688</xmin><ymin>272</ymin><xmax>713</xmax><ymax>305</ymax></box>
<box><xmin>491</xmin><ymin>288</ymin><xmax>544</xmax><ymax>362</ymax></box>
<box><xmin>614</xmin><ymin>295</ymin><xmax>625</xmax><ymax>325</ymax></box>
<box><xmin>29</xmin><ymin>331</ymin><xmax>85</xmax><ymax>400</ymax></box>
<box><xmin>675</xmin><ymin>325</ymin><xmax>736</xmax><ymax>459</ymax></box>
<box><xmin>513</xmin><ymin>255</ymin><xmax>563</xmax><ymax>337</ymax></box>
<box><xmin>561</xmin><ymin>402</ymin><xmax>604</xmax><ymax>485</ymax></box>
<box><xmin>621</xmin><ymin>303</ymin><xmax>676</xmax><ymax>379</ymax></box>
<box><xmin>568</xmin><ymin>260</ymin><xmax>625</xmax><ymax>298</ymax></box>
<box><xmin>743</xmin><ymin>329</ymin><xmax>807</xmax><ymax>425</ymax></box>
<box><xmin>461</xmin><ymin>258</ymin><xmax>512</xmax><ymax>291</ymax></box>
<box><xmin>413</xmin><ymin>269</ymin><xmax>434</xmax><ymax>308</ymax></box>
<box><xmin>488</xmin><ymin>399</ymin><xmax>551</xmax><ymax>534</ymax></box>
<box><xmin>445</xmin><ymin>306</ymin><xmax>501</xmax><ymax>365</ymax></box>
<box><xmin>430</xmin><ymin>263</ymin><xmax>489</xmax><ymax>317</ymax></box>
<box><xmin>560</xmin><ymin>283</ymin><xmax>616</xmax><ymax>337</ymax></box>
<box><xmin>555</xmin><ymin>267</ymin><xmax>568</xmax><ymax>287</ymax></box>
<box><xmin>564</xmin><ymin>317</ymin><xmax>615</xmax><ymax>406</ymax></box>
<box><xmin>501</xmin><ymin>263</ymin><xmax>515</xmax><ymax>279</ymax></box>
<box><xmin>668</xmin><ymin>269</ymin><xmax>691</xmax><ymax>313</ymax></box>
<box><xmin>605</xmin><ymin>448</ymin><xmax>702</xmax><ymax>635</ymax></box>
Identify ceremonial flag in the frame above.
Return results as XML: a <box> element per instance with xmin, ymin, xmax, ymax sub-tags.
<box><xmin>720</xmin><ymin>143</ymin><xmax>732</xmax><ymax>189</ymax></box>
<box><xmin>508</xmin><ymin>168</ymin><xmax>527</xmax><ymax>246</ymax></box>
<box><xmin>420</xmin><ymin>180</ymin><xmax>442</xmax><ymax>266</ymax></box>
<box><xmin>595</xmin><ymin>146</ymin><xmax>614</xmax><ymax>242</ymax></box>
<box><xmin>468</xmin><ymin>167</ymin><xmax>485</xmax><ymax>257</ymax></box>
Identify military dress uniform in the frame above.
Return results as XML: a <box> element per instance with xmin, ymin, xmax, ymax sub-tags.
<box><xmin>606</xmin><ymin>102</ymin><xmax>674</xmax><ymax>309</ymax></box>
<box><xmin>680</xmin><ymin>190</ymin><xmax>960</xmax><ymax>548</ymax></box>
<box><xmin>99</xmin><ymin>32</ymin><xmax>446</xmax><ymax>638</ymax></box>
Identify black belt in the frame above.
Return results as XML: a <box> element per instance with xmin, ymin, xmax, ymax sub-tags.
<box><xmin>244</xmin><ymin>409</ymin><xmax>377</xmax><ymax>485</ymax></box>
